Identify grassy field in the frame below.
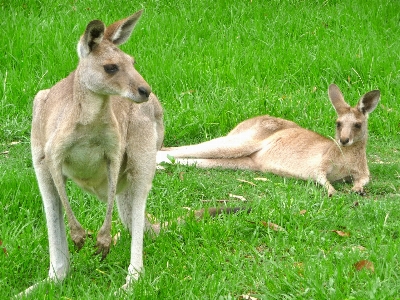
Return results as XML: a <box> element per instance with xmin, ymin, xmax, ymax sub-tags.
<box><xmin>1</xmin><ymin>0</ymin><xmax>400</xmax><ymax>299</ymax></box>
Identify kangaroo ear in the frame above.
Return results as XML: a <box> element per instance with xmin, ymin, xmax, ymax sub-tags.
<box><xmin>357</xmin><ymin>90</ymin><xmax>380</xmax><ymax>115</ymax></box>
<box><xmin>104</xmin><ymin>10</ymin><xmax>143</xmax><ymax>45</ymax></box>
<box><xmin>328</xmin><ymin>84</ymin><xmax>350</xmax><ymax>114</ymax></box>
<box><xmin>77</xmin><ymin>20</ymin><xmax>105</xmax><ymax>58</ymax></box>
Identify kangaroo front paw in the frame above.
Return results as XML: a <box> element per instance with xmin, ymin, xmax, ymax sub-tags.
<box><xmin>351</xmin><ymin>186</ymin><xmax>366</xmax><ymax>196</ymax></box>
<box><xmin>94</xmin><ymin>232</ymin><xmax>112</xmax><ymax>260</ymax></box>
<box><xmin>327</xmin><ymin>185</ymin><xmax>337</xmax><ymax>197</ymax></box>
<box><xmin>70</xmin><ymin>226</ymin><xmax>86</xmax><ymax>250</ymax></box>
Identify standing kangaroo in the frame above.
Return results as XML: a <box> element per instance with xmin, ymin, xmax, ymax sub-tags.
<box><xmin>157</xmin><ymin>85</ymin><xmax>380</xmax><ymax>196</ymax></box>
<box><xmin>21</xmin><ymin>10</ymin><xmax>163</xmax><ymax>295</ymax></box>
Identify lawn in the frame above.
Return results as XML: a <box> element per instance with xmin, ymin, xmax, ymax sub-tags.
<box><xmin>1</xmin><ymin>0</ymin><xmax>399</xmax><ymax>299</ymax></box>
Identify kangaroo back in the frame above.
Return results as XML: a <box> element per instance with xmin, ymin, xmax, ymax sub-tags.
<box><xmin>159</xmin><ymin>115</ymin><xmax>299</xmax><ymax>160</ymax></box>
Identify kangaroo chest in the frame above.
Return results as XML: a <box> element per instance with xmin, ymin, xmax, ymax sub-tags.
<box><xmin>61</xmin><ymin>124</ymin><xmax>122</xmax><ymax>185</ymax></box>
<box><xmin>326</xmin><ymin>150</ymin><xmax>367</xmax><ymax>182</ymax></box>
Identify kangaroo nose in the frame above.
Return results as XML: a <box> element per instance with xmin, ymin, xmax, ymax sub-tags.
<box><xmin>138</xmin><ymin>86</ymin><xmax>150</xmax><ymax>98</ymax></box>
<box><xmin>340</xmin><ymin>138</ymin><xmax>349</xmax><ymax>145</ymax></box>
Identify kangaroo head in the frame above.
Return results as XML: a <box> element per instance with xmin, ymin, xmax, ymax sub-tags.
<box><xmin>76</xmin><ymin>10</ymin><xmax>151</xmax><ymax>103</ymax></box>
<box><xmin>328</xmin><ymin>84</ymin><xmax>380</xmax><ymax>147</ymax></box>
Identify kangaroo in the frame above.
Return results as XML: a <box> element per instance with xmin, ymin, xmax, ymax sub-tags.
<box><xmin>157</xmin><ymin>84</ymin><xmax>380</xmax><ymax>197</ymax></box>
<box><xmin>20</xmin><ymin>10</ymin><xmax>164</xmax><ymax>296</ymax></box>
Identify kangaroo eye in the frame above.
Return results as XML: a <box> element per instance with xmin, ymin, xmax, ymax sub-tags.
<box><xmin>104</xmin><ymin>64</ymin><xmax>119</xmax><ymax>74</ymax></box>
<box><xmin>336</xmin><ymin>121</ymin><xmax>342</xmax><ymax>128</ymax></box>
<box><xmin>354</xmin><ymin>123</ymin><xmax>362</xmax><ymax>129</ymax></box>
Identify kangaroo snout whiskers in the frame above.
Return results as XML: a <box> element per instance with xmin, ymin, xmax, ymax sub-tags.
<box><xmin>158</xmin><ymin>84</ymin><xmax>380</xmax><ymax>197</ymax></box>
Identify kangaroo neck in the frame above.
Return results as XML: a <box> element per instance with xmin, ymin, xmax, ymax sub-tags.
<box><xmin>73</xmin><ymin>71</ymin><xmax>112</xmax><ymax>126</ymax></box>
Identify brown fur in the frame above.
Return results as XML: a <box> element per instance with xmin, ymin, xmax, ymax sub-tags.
<box><xmin>20</xmin><ymin>10</ymin><xmax>163</xmax><ymax>296</ymax></box>
<box><xmin>158</xmin><ymin>85</ymin><xmax>380</xmax><ymax>196</ymax></box>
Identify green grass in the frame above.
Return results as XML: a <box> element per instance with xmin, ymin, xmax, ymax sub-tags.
<box><xmin>1</xmin><ymin>0</ymin><xmax>400</xmax><ymax>299</ymax></box>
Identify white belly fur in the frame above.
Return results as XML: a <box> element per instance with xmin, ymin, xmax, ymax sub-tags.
<box><xmin>62</xmin><ymin>139</ymin><xmax>111</xmax><ymax>200</ymax></box>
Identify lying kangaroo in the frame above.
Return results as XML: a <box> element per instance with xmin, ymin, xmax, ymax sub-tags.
<box><xmin>157</xmin><ymin>84</ymin><xmax>380</xmax><ymax>196</ymax></box>
<box><xmin>21</xmin><ymin>10</ymin><xmax>164</xmax><ymax>295</ymax></box>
